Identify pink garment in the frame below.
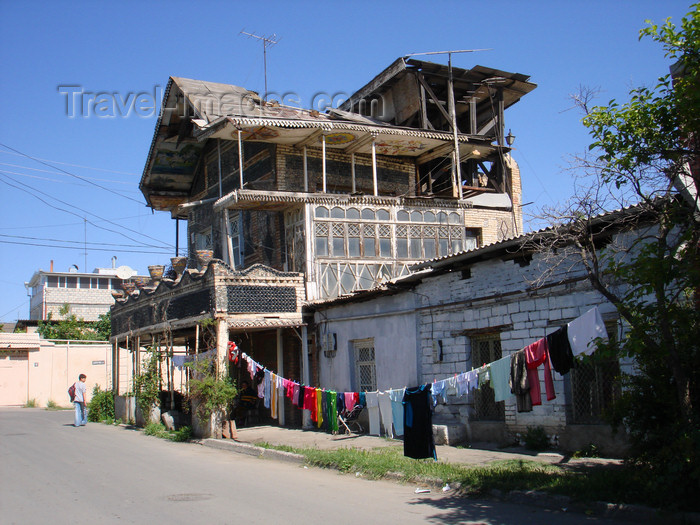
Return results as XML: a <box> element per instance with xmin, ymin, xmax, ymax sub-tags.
<box><xmin>246</xmin><ymin>358</ymin><xmax>256</xmax><ymax>381</ymax></box>
<box><xmin>285</xmin><ymin>380</ymin><xmax>295</xmax><ymax>399</ymax></box>
<box><xmin>524</xmin><ymin>338</ymin><xmax>556</xmax><ymax>405</ymax></box>
<box><xmin>292</xmin><ymin>383</ymin><xmax>300</xmax><ymax>406</ymax></box>
<box><xmin>344</xmin><ymin>392</ymin><xmax>355</xmax><ymax>410</ymax></box>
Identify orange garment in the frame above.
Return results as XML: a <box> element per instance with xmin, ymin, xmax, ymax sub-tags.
<box><xmin>523</xmin><ymin>338</ymin><xmax>556</xmax><ymax>405</ymax></box>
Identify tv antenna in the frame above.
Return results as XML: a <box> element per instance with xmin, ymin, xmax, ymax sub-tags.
<box><xmin>240</xmin><ymin>30</ymin><xmax>279</xmax><ymax>101</ymax></box>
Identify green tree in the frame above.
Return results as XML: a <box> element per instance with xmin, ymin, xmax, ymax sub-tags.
<box><xmin>93</xmin><ymin>311</ymin><xmax>112</xmax><ymax>341</ymax></box>
<box><xmin>537</xmin><ymin>5</ymin><xmax>699</xmax><ymax>506</ymax></box>
<box><xmin>37</xmin><ymin>304</ymin><xmax>111</xmax><ymax>341</ymax></box>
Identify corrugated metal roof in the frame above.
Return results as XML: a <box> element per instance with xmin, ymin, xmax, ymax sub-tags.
<box><xmin>0</xmin><ymin>332</ymin><xmax>41</xmax><ymax>349</ymax></box>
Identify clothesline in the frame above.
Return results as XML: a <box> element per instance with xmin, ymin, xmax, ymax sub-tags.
<box><xmin>174</xmin><ymin>306</ymin><xmax>608</xmax><ymax>444</ymax></box>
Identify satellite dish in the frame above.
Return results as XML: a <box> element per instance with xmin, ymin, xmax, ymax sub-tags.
<box><xmin>115</xmin><ymin>266</ymin><xmax>133</xmax><ymax>280</ymax></box>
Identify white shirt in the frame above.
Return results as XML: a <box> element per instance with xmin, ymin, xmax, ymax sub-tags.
<box><xmin>74</xmin><ymin>380</ymin><xmax>87</xmax><ymax>403</ymax></box>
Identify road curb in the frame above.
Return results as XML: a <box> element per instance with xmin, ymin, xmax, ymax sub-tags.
<box><xmin>201</xmin><ymin>438</ymin><xmax>304</xmax><ymax>465</ymax></box>
<box><xmin>201</xmin><ymin>437</ymin><xmax>700</xmax><ymax>523</ymax></box>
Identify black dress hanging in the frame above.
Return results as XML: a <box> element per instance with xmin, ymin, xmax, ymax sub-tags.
<box><xmin>402</xmin><ymin>384</ymin><xmax>436</xmax><ymax>460</ymax></box>
<box><xmin>547</xmin><ymin>325</ymin><xmax>575</xmax><ymax>374</ymax></box>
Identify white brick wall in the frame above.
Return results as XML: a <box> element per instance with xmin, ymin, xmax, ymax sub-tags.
<box><xmin>415</xmin><ymin>241</ymin><xmax>627</xmax><ymax>438</ymax></box>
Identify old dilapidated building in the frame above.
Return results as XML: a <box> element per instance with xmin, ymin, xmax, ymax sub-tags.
<box><xmin>110</xmin><ymin>57</ymin><xmax>536</xmax><ymax>431</ymax></box>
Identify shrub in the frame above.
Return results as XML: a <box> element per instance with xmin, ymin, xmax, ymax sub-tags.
<box><xmin>523</xmin><ymin>426</ymin><xmax>549</xmax><ymax>451</ymax></box>
<box><xmin>88</xmin><ymin>385</ymin><xmax>115</xmax><ymax>422</ymax></box>
<box><xmin>24</xmin><ymin>399</ymin><xmax>37</xmax><ymax>408</ymax></box>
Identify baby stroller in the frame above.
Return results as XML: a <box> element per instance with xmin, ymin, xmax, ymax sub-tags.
<box><xmin>337</xmin><ymin>403</ymin><xmax>364</xmax><ymax>434</ymax></box>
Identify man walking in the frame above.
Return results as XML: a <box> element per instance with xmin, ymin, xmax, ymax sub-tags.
<box><xmin>73</xmin><ymin>374</ymin><xmax>88</xmax><ymax>427</ymax></box>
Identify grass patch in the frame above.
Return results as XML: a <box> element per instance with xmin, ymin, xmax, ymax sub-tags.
<box><xmin>24</xmin><ymin>399</ymin><xmax>37</xmax><ymax>408</ymax></box>
<box><xmin>255</xmin><ymin>443</ymin><xmax>692</xmax><ymax>511</ymax></box>
<box><xmin>143</xmin><ymin>422</ymin><xmax>192</xmax><ymax>442</ymax></box>
<box><xmin>45</xmin><ymin>400</ymin><xmax>64</xmax><ymax>410</ymax></box>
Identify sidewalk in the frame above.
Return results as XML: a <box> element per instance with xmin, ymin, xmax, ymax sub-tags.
<box><xmin>205</xmin><ymin>424</ymin><xmax>622</xmax><ymax>470</ymax></box>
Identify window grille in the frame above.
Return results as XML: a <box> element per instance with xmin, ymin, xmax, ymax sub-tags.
<box><xmin>567</xmin><ymin>321</ymin><xmax>621</xmax><ymax>424</ymax></box>
<box><xmin>569</xmin><ymin>354</ymin><xmax>620</xmax><ymax>424</ymax></box>
<box><xmin>471</xmin><ymin>334</ymin><xmax>505</xmax><ymax>421</ymax></box>
<box><xmin>354</xmin><ymin>339</ymin><xmax>376</xmax><ymax>392</ymax></box>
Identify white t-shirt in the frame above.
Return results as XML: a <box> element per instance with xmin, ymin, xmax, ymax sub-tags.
<box><xmin>74</xmin><ymin>380</ymin><xmax>87</xmax><ymax>403</ymax></box>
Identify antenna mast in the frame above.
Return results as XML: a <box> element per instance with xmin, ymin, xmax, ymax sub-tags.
<box><xmin>240</xmin><ymin>30</ymin><xmax>279</xmax><ymax>101</ymax></box>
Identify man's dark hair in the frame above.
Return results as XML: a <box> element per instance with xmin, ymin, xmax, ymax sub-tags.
<box><xmin>79</xmin><ymin>373</ymin><xmax>86</xmax><ymax>380</ymax></box>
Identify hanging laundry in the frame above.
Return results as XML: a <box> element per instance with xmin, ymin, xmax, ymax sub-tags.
<box><xmin>377</xmin><ymin>391</ymin><xmax>394</xmax><ymax>439</ymax></box>
<box><xmin>336</xmin><ymin>391</ymin><xmax>345</xmax><ymax>414</ymax></box>
<box><xmin>270</xmin><ymin>373</ymin><xmax>278</xmax><ymax>419</ymax></box>
<box><xmin>489</xmin><ymin>355</ymin><xmax>513</xmax><ymax>402</ymax></box>
<box><xmin>316</xmin><ymin>388</ymin><xmax>324</xmax><ymax>428</ymax></box>
<box><xmin>365</xmin><ymin>391</ymin><xmax>381</xmax><ymax>436</ymax></box>
<box><xmin>344</xmin><ymin>392</ymin><xmax>354</xmax><ymax>411</ymax></box>
<box><xmin>524</xmin><ymin>338</ymin><xmax>556</xmax><ymax>405</ymax></box>
<box><xmin>388</xmin><ymin>388</ymin><xmax>405</xmax><ymax>437</ymax></box>
<box><xmin>172</xmin><ymin>355</ymin><xmax>189</xmax><ymax>370</ymax></box>
<box><xmin>293</xmin><ymin>383</ymin><xmax>301</xmax><ymax>407</ymax></box>
<box><xmin>456</xmin><ymin>373</ymin><xmax>469</xmax><ymax>397</ymax></box>
<box><xmin>477</xmin><ymin>366</ymin><xmax>490</xmax><ymax>388</ymax></box>
<box><xmin>263</xmin><ymin>370</ymin><xmax>271</xmax><ymax>409</ymax></box>
<box><xmin>445</xmin><ymin>375</ymin><xmax>458</xmax><ymax>397</ymax></box>
<box><xmin>547</xmin><ymin>325</ymin><xmax>575</xmax><ymax>374</ymax></box>
<box><xmin>303</xmin><ymin>385</ymin><xmax>315</xmax><ymax>412</ymax></box>
<box><xmin>402</xmin><ymin>385</ymin><xmax>436</xmax><ymax>460</ymax></box>
<box><xmin>465</xmin><ymin>369</ymin><xmax>479</xmax><ymax>393</ymax></box>
<box><xmin>247</xmin><ymin>358</ymin><xmax>256</xmax><ymax>382</ymax></box>
<box><xmin>431</xmin><ymin>379</ymin><xmax>447</xmax><ymax>406</ymax></box>
<box><xmin>567</xmin><ymin>307</ymin><xmax>608</xmax><ymax>356</ymax></box>
<box><xmin>358</xmin><ymin>392</ymin><xmax>366</xmax><ymax>407</ymax></box>
<box><xmin>509</xmin><ymin>350</ymin><xmax>532</xmax><ymax>412</ymax></box>
<box><xmin>329</xmin><ymin>391</ymin><xmax>338</xmax><ymax>433</ymax></box>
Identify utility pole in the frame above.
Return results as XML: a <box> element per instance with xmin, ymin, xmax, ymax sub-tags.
<box><xmin>240</xmin><ymin>30</ymin><xmax>279</xmax><ymax>101</ymax></box>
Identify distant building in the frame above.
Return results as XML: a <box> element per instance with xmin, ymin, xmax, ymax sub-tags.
<box><xmin>26</xmin><ymin>262</ymin><xmax>141</xmax><ymax>321</ymax></box>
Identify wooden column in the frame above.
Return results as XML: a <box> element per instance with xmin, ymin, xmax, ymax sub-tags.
<box><xmin>237</xmin><ymin>128</ymin><xmax>244</xmax><ymax>188</ymax></box>
<box><xmin>371</xmin><ymin>136</ymin><xmax>378</xmax><ymax>196</ymax></box>
<box><xmin>351</xmin><ymin>152</ymin><xmax>356</xmax><ymax>193</ymax></box>
<box><xmin>303</xmin><ymin>145</ymin><xmax>309</xmax><ymax>192</ymax></box>
<box><xmin>321</xmin><ymin>134</ymin><xmax>327</xmax><ymax>193</ymax></box>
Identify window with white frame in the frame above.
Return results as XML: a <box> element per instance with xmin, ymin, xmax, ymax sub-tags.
<box><xmin>194</xmin><ymin>228</ymin><xmax>212</xmax><ymax>251</ymax></box>
<box><xmin>229</xmin><ymin>213</ymin><xmax>242</xmax><ymax>269</ymax></box>
<box><xmin>354</xmin><ymin>338</ymin><xmax>376</xmax><ymax>392</ymax></box>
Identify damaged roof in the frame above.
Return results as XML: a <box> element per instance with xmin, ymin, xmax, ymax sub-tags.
<box><xmin>140</xmin><ymin>58</ymin><xmax>535</xmax><ymax>213</ymax></box>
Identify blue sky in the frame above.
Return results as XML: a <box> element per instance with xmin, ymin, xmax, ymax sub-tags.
<box><xmin>0</xmin><ymin>0</ymin><xmax>692</xmax><ymax>322</ymax></box>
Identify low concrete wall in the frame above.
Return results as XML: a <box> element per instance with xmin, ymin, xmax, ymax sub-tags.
<box><xmin>114</xmin><ymin>395</ymin><xmax>135</xmax><ymax>423</ymax></box>
<box><xmin>559</xmin><ymin>424</ymin><xmax>629</xmax><ymax>458</ymax></box>
<box><xmin>468</xmin><ymin>421</ymin><xmax>511</xmax><ymax>446</ymax></box>
<box><xmin>0</xmin><ymin>336</ymin><xmax>110</xmax><ymax>408</ymax></box>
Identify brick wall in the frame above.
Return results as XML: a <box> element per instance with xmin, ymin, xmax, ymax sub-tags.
<box><xmin>44</xmin><ymin>288</ymin><xmax>114</xmax><ymax>322</ymax></box>
<box><xmin>415</xmin><ymin>245</ymin><xmax>622</xmax><ymax>440</ymax></box>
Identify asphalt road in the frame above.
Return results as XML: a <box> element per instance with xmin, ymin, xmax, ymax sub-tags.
<box><xmin>0</xmin><ymin>408</ymin><xmax>637</xmax><ymax>524</ymax></box>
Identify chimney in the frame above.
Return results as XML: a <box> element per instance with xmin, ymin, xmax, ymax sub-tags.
<box><xmin>50</xmin><ymin>260</ymin><xmax>54</xmax><ymax>272</ymax></box>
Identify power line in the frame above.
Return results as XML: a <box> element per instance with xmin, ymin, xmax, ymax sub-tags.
<box><xmin>0</xmin><ymin>143</ymin><xmax>144</xmax><ymax>204</ymax></box>
<box><xmin>0</xmin><ymin>233</ymin><xmax>168</xmax><ymax>250</ymax></box>
<box><xmin>0</xmin><ymin>239</ymin><xmax>172</xmax><ymax>254</ymax></box>
<box><xmin>0</xmin><ymin>162</ymin><xmax>134</xmax><ymax>185</ymax></box>
<box><xmin>0</xmin><ymin>173</ymin><xmax>173</xmax><ymax>249</ymax></box>
<box><xmin>0</xmin><ymin>149</ymin><xmax>140</xmax><ymax>176</ymax></box>
<box><xmin>0</xmin><ymin>168</ymin><xmax>139</xmax><ymax>198</ymax></box>
<box><xmin>0</xmin><ymin>213</ymin><xmax>167</xmax><ymax>231</ymax></box>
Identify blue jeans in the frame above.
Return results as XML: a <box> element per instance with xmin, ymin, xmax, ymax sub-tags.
<box><xmin>74</xmin><ymin>402</ymin><xmax>88</xmax><ymax>426</ymax></box>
